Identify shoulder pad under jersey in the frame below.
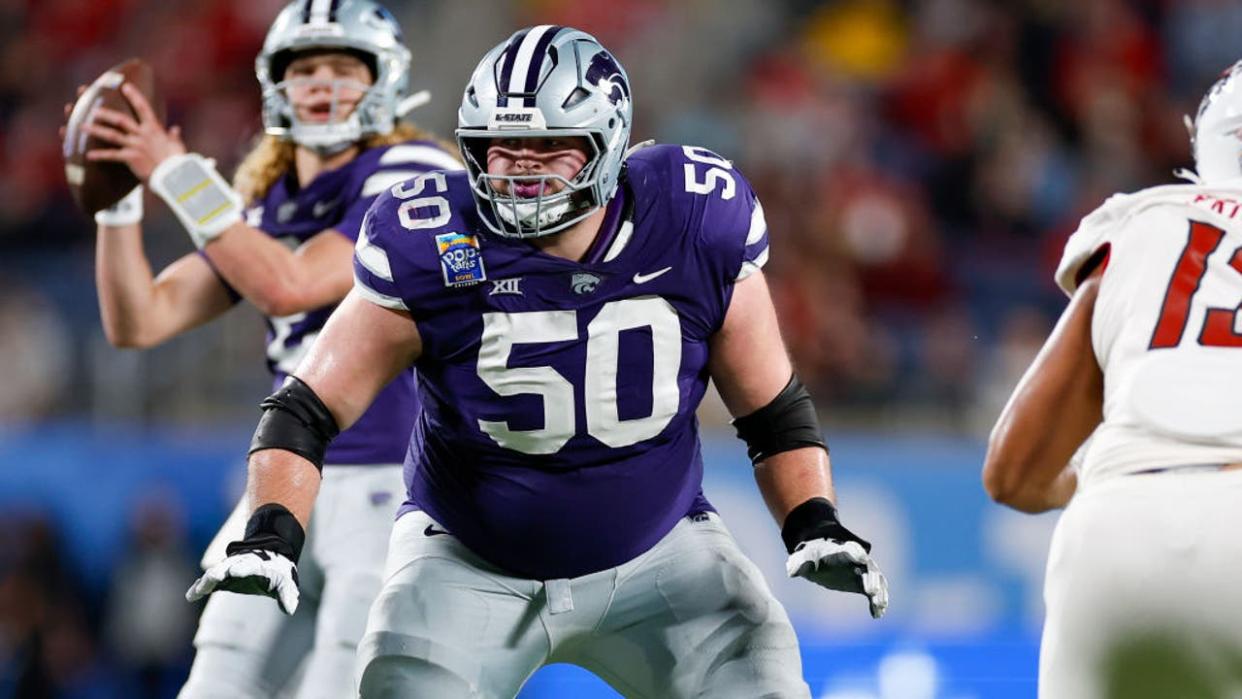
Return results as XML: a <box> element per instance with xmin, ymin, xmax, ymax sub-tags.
<box><xmin>1056</xmin><ymin>183</ymin><xmax>1207</xmax><ymax>295</ymax></box>
<box><xmin>626</xmin><ymin>143</ymin><xmax>770</xmax><ymax>283</ymax></box>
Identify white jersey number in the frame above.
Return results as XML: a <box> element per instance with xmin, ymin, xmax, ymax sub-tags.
<box><xmin>267</xmin><ymin>312</ymin><xmax>314</xmax><ymax>375</ymax></box>
<box><xmin>392</xmin><ymin>171</ymin><xmax>451</xmax><ymax>230</ymax></box>
<box><xmin>682</xmin><ymin>146</ymin><xmax>735</xmax><ymax>200</ymax></box>
<box><xmin>476</xmin><ymin>297</ymin><xmax>682</xmax><ymax>454</ymax></box>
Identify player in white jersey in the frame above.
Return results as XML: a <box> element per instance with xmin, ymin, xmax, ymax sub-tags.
<box><xmin>983</xmin><ymin>61</ymin><xmax>1242</xmax><ymax>699</ymax></box>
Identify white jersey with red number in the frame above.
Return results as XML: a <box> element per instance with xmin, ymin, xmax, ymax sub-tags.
<box><xmin>1056</xmin><ymin>182</ymin><xmax>1242</xmax><ymax>486</ymax></box>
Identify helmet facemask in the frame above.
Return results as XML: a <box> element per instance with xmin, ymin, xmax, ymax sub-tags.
<box><xmin>457</xmin><ymin>131</ymin><xmax>607</xmax><ymax>238</ymax></box>
<box><xmin>256</xmin><ymin>0</ymin><xmax>411</xmax><ymax>156</ymax></box>
<box><xmin>267</xmin><ymin>68</ymin><xmax>373</xmax><ymax>154</ymax></box>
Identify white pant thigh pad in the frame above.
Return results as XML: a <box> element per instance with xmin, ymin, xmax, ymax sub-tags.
<box><xmin>357</xmin><ymin>511</ymin><xmax>548</xmax><ymax>698</ymax></box>
<box><xmin>570</xmin><ymin>514</ymin><xmax>809</xmax><ymax>699</ymax></box>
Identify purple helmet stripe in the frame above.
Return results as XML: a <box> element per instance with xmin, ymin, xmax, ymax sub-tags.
<box><xmin>503</xmin><ymin>25</ymin><xmax>555</xmax><ymax>107</ymax></box>
<box><xmin>520</xmin><ymin>25</ymin><xmax>564</xmax><ymax>106</ymax></box>
<box><xmin>495</xmin><ymin>28</ymin><xmax>530</xmax><ymax>108</ymax></box>
<box><xmin>302</xmin><ymin>0</ymin><xmax>335</xmax><ymax>24</ymax></box>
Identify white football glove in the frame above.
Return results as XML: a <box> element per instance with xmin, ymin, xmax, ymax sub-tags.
<box><xmin>185</xmin><ymin>503</ymin><xmax>306</xmax><ymax>615</ymax></box>
<box><xmin>787</xmin><ymin>538</ymin><xmax>889</xmax><ymax>619</ymax></box>
<box><xmin>186</xmin><ymin>548</ymin><xmax>300</xmax><ymax>614</ymax></box>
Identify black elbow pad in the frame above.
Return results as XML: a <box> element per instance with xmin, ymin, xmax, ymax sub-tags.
<box><xmin>249</xmin><ymin>376</ymin><xmax>340</xmax><ymax>472</ymax></box>
<box><xmin>731</xmin><ymin>374</ymin><xmax>827</xmax><ymax>465</ymax></box>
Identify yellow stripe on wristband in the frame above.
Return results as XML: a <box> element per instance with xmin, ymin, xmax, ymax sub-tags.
<box><xmin>177</xmin><ymin>179</ymin><xmax>211</xmax><ymax>203</ymax></box>
<box><xmin>198</xmin><ymin>201</ymin><xmax>234</xmax><ymax>224</ymax></box>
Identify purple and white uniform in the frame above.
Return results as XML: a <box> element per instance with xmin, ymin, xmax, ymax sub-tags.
<box><xmin>354</xmin><ymin>143</ymin><xmax>770</xmax><ymax>577</ymax></box>
<box><xmin>352</xmin><ymin>144</ymin><xmax>806</xmax><ymax>699</ymax></box>
<box><xmin>235</xmin><ymin>140</ymin><xmax>462</xmax><ymax>464</ymax></box>
<box><xmin>184</xmin><ymin>140</ymin><xmax>463</xmax><ymax>699</ymax></box>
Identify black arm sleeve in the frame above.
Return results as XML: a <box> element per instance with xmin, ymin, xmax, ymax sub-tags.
<box><xmin>730</xmin><ymin>374</ymin><xmax>827</xmax><ymax>465</ymax></box>
<box><xmin>249</xmin><ymin>376</ymin><xmax>341</xmax><ymax>472</ymax></box>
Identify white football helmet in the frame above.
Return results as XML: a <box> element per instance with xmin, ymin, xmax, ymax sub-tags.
<box><xmin>456</xmin><ymin>26</ymin><xmax>633</xmax><ymax>239</ymax></box>
<box><xmin>1190</xmin><ymin>60</ymin><xmax>1242</xmax><ymax>185</ymax></box>
<box><xmin>256</xmin><ymin>0</ymin><xmax>412</xmax><ymax>154</ymax></box>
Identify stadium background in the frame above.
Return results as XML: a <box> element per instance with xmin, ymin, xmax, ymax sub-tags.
<box><xmin>1</xmin><ymin>0</ymin><xmax>1237</xmax><ymax>697</ymax></box>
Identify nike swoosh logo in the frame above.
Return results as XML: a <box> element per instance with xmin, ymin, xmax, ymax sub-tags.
<box><xmin>312</xmin><ymin>198</ymin><xmax>339</xmax><ymax>218</ymax></box>
<box><xmin>633</xmin><ymin>266</ymin><xmax>672</xmax><ymax>284</ymax></box>
<box><xmin>423</xmin><ymin>524</ymin><xmax>450</xmax><ymax>537</ymax></box>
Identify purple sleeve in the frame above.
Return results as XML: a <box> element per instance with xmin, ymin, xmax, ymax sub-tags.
<box><xmin>335</xmin><ymin>195</ymin><xmax>379</xmax><ymax>243</ymax></box>
<box><xmin>352</xmin><ymin>188</ymin><xmax>446</xmax><ymax>312</ymax></box>
<box><xmin>733</xmin><ymin>194</ymin><xmax>769</xmax><ymax>282</ymax></box>
<box><xmin>682</xmin><ymin>146</ymin><xmax>768</xmax><ymax>283</ymax></box>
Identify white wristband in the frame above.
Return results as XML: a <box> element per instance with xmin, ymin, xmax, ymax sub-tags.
<box><xmin>95</xmin><ymin>186</ymin><xmax>144</xmax><ymax>227</ymax></box>
<box><xmin>149</xmin><ymin>153</ymin><xmax>243</xmax><ymax>249</ymax></box>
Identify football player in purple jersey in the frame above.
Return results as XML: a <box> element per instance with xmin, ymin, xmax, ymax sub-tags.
<box><xmin>189</xmin><ymin>25</ymin><xmax>888</xmax><ymax>697</ymax></box>
<box><xmin>82</xmin><ymin>1</ymin><xmax>461</xmax><ymax>697</ymax></box>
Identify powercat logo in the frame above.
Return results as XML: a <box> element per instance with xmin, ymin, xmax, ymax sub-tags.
<box><xmin>586</xmin><ymin>51</ymin><xmax>629</xmax><ymax>107</ymax></box>
<box><xmin>571</xmin><ymin>273</ymin><xmax>601</xmax><ymax>295</ymax></box>
<box><xmin>489</xmin><ymin>107</ymin><xmax>547</xmax><ymax>130</ymax></box>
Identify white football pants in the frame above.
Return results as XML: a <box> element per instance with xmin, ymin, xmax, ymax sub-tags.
<box><xmin>1041</xmin><ymin>467</ymin><xmax>1242</xmax><ymax>699</ymax></box>
<box><xmin>179</xmin><ymin>464</ymin><xmax>404</xmax><ymax>699</ymax></box>
<box><xmin>356</xmin><ymin>510</ymin><xmax>811</xmax><ymax>698</ymax></box>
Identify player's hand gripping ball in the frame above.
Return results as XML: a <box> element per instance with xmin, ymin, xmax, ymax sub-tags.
<box><xmin>62</xmin><ymin>58</ymin><xmax>180</xmax><ymax>214</ymax></box>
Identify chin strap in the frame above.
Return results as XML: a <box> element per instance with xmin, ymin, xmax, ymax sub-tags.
<box><xmin>1177</xmin><ymin>112</ymin><xmax>1207</xmax><ymax>184</ymax></box>
<box><xmin>1173</xmin><ymin>167</ymin><xmax>1203</xmax><ymax>184</ymax></box>
<box><xmin>623</xmin><ymin>139</ymin><xmax>656</xmax><ymax>160</ymax></box>
<box><xmin>291</xmin><ymin>91</ymin><xmax>431</xmax><ymax>155</ymax></box>
<box><xmin>396</xmin><ymin>89</ymin><xmax>431</xmax><ymax>118</ymax></box>
<box><xmin>495</xmin><ymin>195</ymin><xmax>573</xmax><ymax>231</ymax></box>
<box><xmin>1178</xmin><ymin>114</ymin><xmax>1203</xmax><ymax>184</ymax></box>
<box><xmin>303</xmin><ymin>139</ymin><xmax>356</xmax><ymax>157</ymax></box>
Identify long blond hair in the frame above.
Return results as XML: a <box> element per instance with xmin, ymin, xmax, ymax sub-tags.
<box><xmin>233</xmin><ymin>123</ymin><xmax>459</xmax><ymax>203</ymax></box>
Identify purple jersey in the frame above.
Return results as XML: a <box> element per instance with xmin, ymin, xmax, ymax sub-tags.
<box><xmin>232</xmin><ymin>139</ymin><xmax>462</xmax><ymax>465</ymax></box>
<box><xmin>353</xmin><ymin>144</ymin><xmax>770</xmax><ymax>577</ymax></box>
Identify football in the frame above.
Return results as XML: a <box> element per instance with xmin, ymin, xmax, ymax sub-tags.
<box><xmin>62</xmin><ymin>58</ymin><xmax>163</xmax><ymax>215</ymax></box>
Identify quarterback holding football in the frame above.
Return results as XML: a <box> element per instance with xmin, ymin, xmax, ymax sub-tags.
<box><xmin>70</xmin><ymin>1</ymin><xmax>459</xmax><ymax>697</ymax></box>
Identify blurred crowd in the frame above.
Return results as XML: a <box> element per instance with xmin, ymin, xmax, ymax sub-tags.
<box><xmin>1</xmin><ymin>505</ymin><xmax>199</xmax><ymax>698</ymax></box>
<box><xmin>4</xmin><ymin>0</ymin><xmax>1242</xmax><ymax>432</ymax></box>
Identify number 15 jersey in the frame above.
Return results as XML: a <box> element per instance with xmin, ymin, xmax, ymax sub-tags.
<box><xmin>353</xmin><ymin>144</ymin><xmax>770</xmax><ymax>579</ymax></box>
<box><xmin>1056</xmin><ymin>183</ymin><xmax>1242</xmax><ymax>486</ymax></box>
